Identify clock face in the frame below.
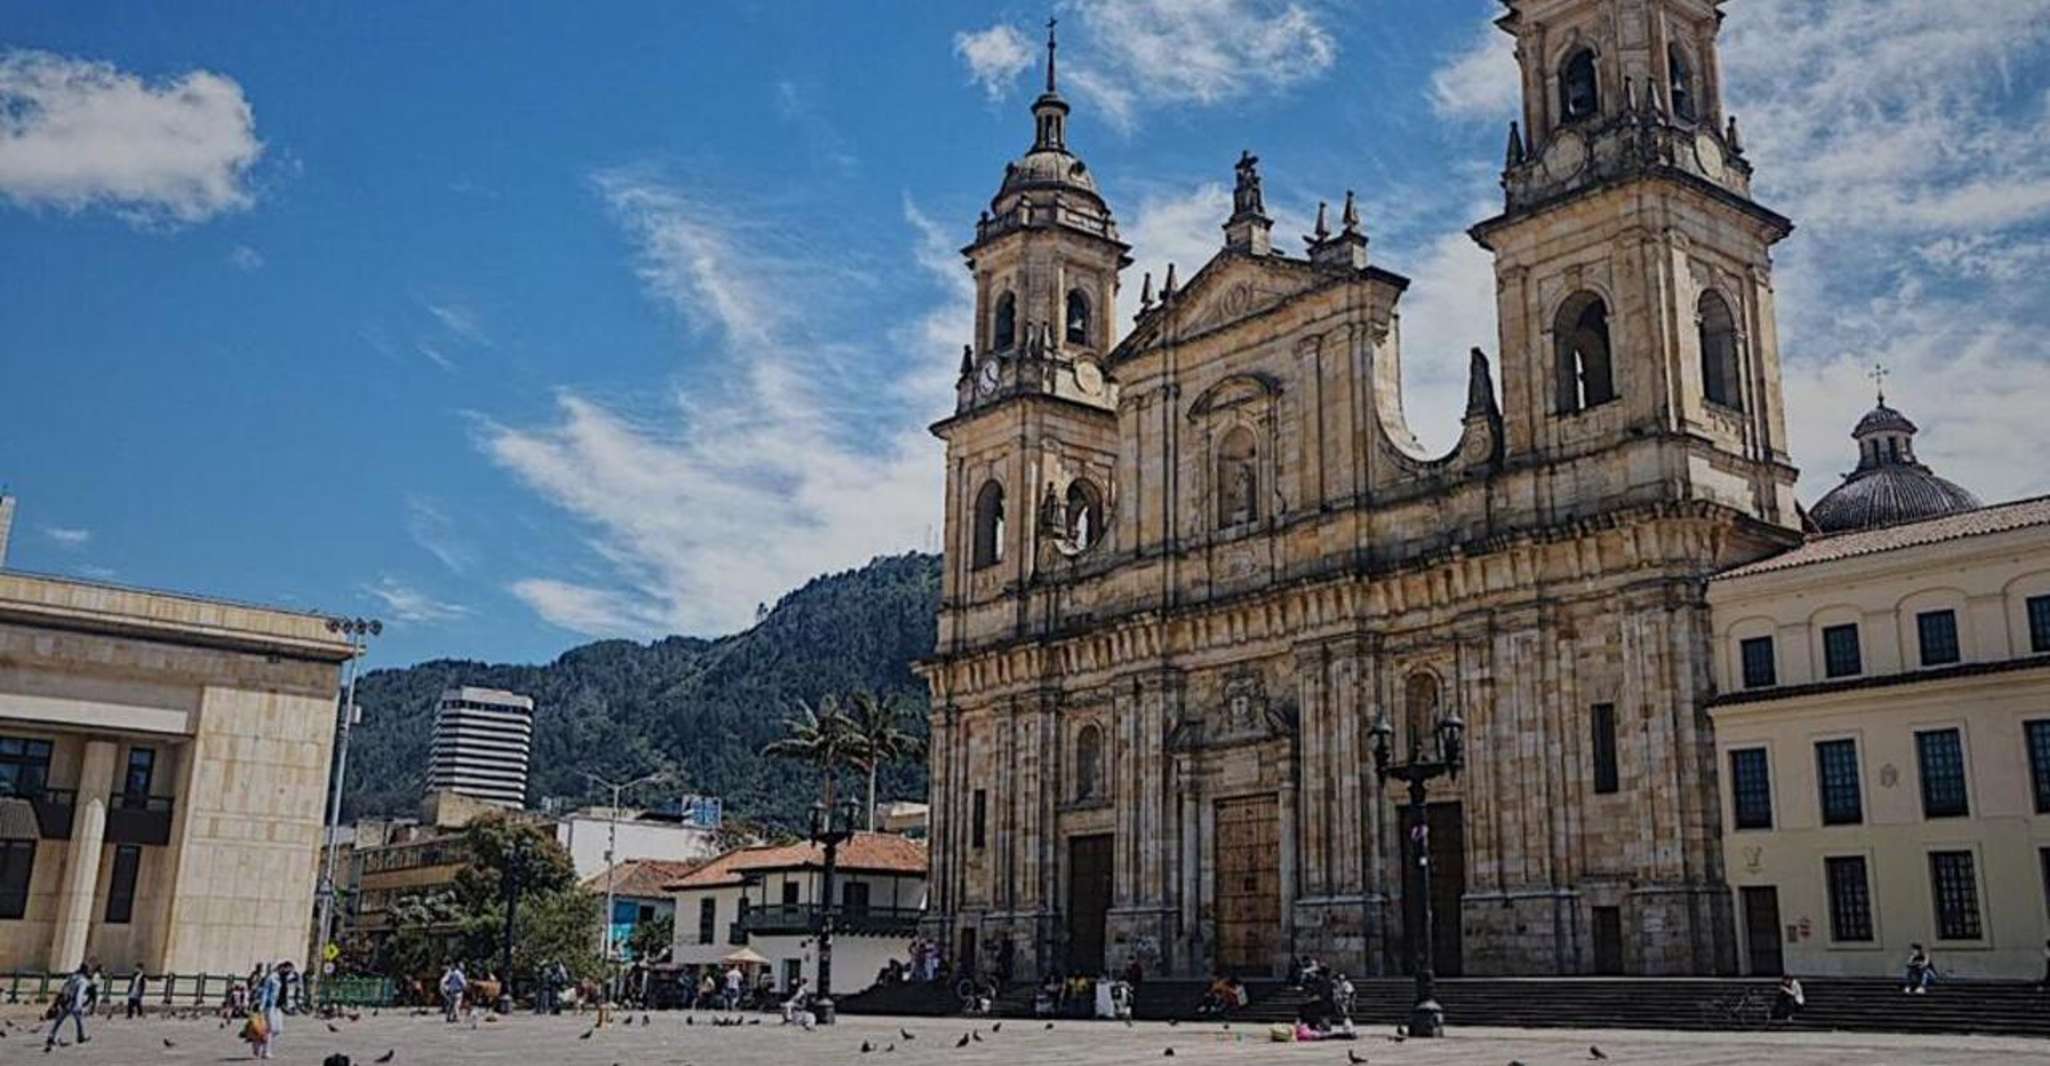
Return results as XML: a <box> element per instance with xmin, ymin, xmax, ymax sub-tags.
<box><xmin>1542</xmin><ymin>130</ymin><xmax>1587</xmax><ymax>182</ymax></box>
<box><xmin>1694</xmin><ymin>131</ymin><xmax>1727</xmax><ymax>180</ymax></box>
<box><xmin>976</xmin><ymin>360</ymin><xmax>1000</xmax><ymax>398</ymax></box>
<box><xmin>1074</xmin><ymin>360</ymin><xmax>1104</xmax><ymax>397</ymax></box>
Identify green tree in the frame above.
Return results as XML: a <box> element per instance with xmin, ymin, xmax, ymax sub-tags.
<box><xmin>760</xmin><ymin>696</ymin><xmax>866</xmax><ymax>810</ymax></box>
<box><xmin>625</xmin><ymin>912</ymin><xmax>675</xmax><ymax>963</ymax></box>
<box><xmin>446</xmin><ymin>815</ymin><xmax>601</xmax><ymax>983</ymax></box>
<box><xmin>846</xmin><ymin>691</ymin><xmax>926</xmax><ymax>829</ymax></box>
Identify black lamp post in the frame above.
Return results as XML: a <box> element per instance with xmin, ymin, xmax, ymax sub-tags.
<box><xmin>1368</xmin><ymin>708</ymin><xmax>1465</xmax><ymax>1039</ymax></box>
<box><xmin>497</xmin><ymin>833</ymin><xmax>533</xmax><ymax>1014</ymax></box>
<box><xmin>807</xmin><ymin>798</ymin><xmax>859</xmax><ymax>1025</ymax></box>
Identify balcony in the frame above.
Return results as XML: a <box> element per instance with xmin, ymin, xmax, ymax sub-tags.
<box><xmin>739</xmin><ymin>904</ymin><xmax>922</xmax><ymax>938</ymax></box>
<box><xmin>0</xmin><ymin>784</ymin><xmax>76</xmax><ymax>839</ymax></box>
<box><xmin>106</xmin><ymin>792</ymin><xmax>174</xmax><ymax>846</ymax></box>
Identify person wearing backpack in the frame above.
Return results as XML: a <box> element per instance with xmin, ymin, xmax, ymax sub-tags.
<box><xmin>45</xmin><ymin>964</ymin><xmax>92</xmax><ymax>1050</ymax></box>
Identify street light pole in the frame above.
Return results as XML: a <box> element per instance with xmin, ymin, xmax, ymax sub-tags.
<box><xmin>1368</xmin><ymin>708</ymin><xmax>1465</xmax><ymax>1039</ymax></box>
<box><xmin>582</xmin><ymin>770</ymin><xmax>669</xmax><ymax>989</ymax></box>
<box><xmin>807</xmin><ymin>799</ymin><xmax>858</xmax><ymax>1026</ymax></box>
<box><xmin>312</xmin><ymin>615</ymin><xmax>380</xmax><ymax>1009</ymax></box>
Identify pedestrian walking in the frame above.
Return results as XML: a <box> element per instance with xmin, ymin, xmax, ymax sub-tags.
<box><xmin>440</xmin><ymin>964</ymin><xmax>468</xmax><ymax>1023</ymax></box>
<box><xmin>84</xmin><ymin>960</ymin><xmax>105</xmax><ymax>1016</ymax></box>
<box><xmin>125</xmin><ymin>965</ymin><xmax>148</xmax><ymax>1019</ymax></box>
<box><xmin>44</xmin><ymin>965</ymin><xmax>91</xmax><ymax>1050</ymax></box>
<box><xmin>723</xmin><ymin>964</ymin><xmax>742</xmax><ymax>1011</ymax></box>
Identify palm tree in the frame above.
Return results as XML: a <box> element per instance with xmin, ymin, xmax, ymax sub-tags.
<box><xmin>760</xmin><ymin>696</ymin><xmax>866</xmax><ymax>812</ymax></box>
<box><xmin>845</xmin><ymin>691</ymin><xmax>927</xmax><ymax>830</ymax></box>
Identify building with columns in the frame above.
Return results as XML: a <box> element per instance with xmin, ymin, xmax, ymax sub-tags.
<box><xmin>919</xmin><ymin>0</ymin><xmax>1806</xmax><ymax>980</ymax></box>
<box><xmin>0</xmin><ymin>567</ymin><xmax>353</xmax><ymax>975</ymax></box>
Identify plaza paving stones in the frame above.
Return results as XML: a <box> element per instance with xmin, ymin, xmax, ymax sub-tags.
<box><xmin>2</xmin><ymin>1010</ymin><xmax>2046</xmax><ymax>1065</ymax></box>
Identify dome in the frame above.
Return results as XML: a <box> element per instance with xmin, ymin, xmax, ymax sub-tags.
<box><xmin>997</xmin><ymin>144</ymin><xmax>1102</xmax><ymax>201</ymax></box>
<box><xmin>1852</xmin><ymin>403</ymin><xmax>1916</xmax><ymax>437</ymax></box>
<box><xmin>1809</xmin><ymin>465</ymin><xmax>1983</xmax><ymax>533</ymax></box>
<box><xmin>1809</xmin><ymin>397</ymin><xmax>1981</xmax><ymax>533</ymax></box>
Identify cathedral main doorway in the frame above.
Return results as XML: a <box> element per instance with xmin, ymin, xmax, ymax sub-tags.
<box><xmin>1067</xmin><ymin>833</ymin><xmax>1114</xmax><ymax>975</ymax></box>
<box><xmin>1214</xmin><ymin>794</ymin><xmax>1281</xmax><ymax>976</ymax></box>
<box><xmin>1398</xmin><ymin>801</ymin><xmax>1466</xmax><ymax>977</ymax></box>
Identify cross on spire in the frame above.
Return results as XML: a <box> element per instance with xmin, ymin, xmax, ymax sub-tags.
<box><xmin>1870</xmin><ymin>363</ymin><xmax>1890</xmax><ymax>404</ymax></box>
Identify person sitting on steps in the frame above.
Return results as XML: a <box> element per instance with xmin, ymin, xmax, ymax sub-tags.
<box><xmin>1902</xmin><ymin>943</ymin><xmax>1935</xmax><ymax>994</ymax></box>
<box><xmin>1771</xmin><ymin>975</ymin><xmax>1804</xmax><ymax>1021</ymax></box>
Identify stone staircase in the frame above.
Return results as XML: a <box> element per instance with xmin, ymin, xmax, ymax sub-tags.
<box><xmin>968</xmin><ymin>977</ymin><xmax>2050</xmax><ymax>1039</ymax></box>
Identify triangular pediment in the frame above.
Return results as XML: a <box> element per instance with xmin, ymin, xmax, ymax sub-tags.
<box><xmin>1114</xmin><ymin>251</ymin><xmax>1339</xmax><ymax>360</ymax></box>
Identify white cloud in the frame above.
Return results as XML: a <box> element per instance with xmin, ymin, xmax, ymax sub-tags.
<box><xmin>42</xmin><ymin>526</ymin><xmax>91</xmax><ymax>548</ymax></box>
<box><xmin>423</xmin><ymin>301</ymin><xmax>489</xmax><ymax>346</ymax></box>
<box><xmin>228</xmin><ymin>243</ymin><xmax>264</xmax><ymax>271</ymax></box>
<box><xmin>414</xmin><ymin>340</ymin><xmax>456</xmax><ymax>372</ymax></box>
<box><xmin>75</xmin><ymin>564</ymin><xmax>116</xmax><ymax>581</ymax></box>
<box><xmin>480</xmin><ymin>175</ymin><xmax>953</xmax><ymax>638</ymax></box>
<box><xmin>954</xmin><ymin>24</ymin><xmax>1036</xmax><ymax>101</ymax></box>
<box><xmin>0</xmin><ymin>49</ymin><xmax>263</xmax><ymax>226</ymax></box>
<box><xmin>1384</xmin><ymin>222</ymin><xmax>1500</xmax><ymax>454</ymax></box>
<box><xmin>361</xmin><ymin>576</ymin><xmax>471</xmax><ymax>624</ymax></box>
<box><xmin>1428</xmin><ymin>15</ymin><xmax>1518</xmax><ymax>121</ymax></box>
<box><xmin>406</xmin><ymin>495</ymin><xmax>476</xmax><ymax>575</ymax></box>
<box><xmin>993</xmin><ymin>0</ymin><xmax>1338</xmax><ymax>130</ymax></box>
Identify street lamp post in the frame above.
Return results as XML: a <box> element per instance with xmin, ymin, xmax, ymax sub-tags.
<box><xmin>499</xmin><ymin>832</ymin><xmax>533</xmax><ymax>1013</ymax></box>
<box><xmin>1368</xmin><ymin>708</ymin><xmax>1465</xmax><ymax>1039</ymax></box>
<box><xmin>312</xmin><ymin>615</ymin><xmax>380</xmax><ymax>1009</ymax></box>
<box><xmin>806</xmin><ymin>799</ymin><xmax>859</xmax><ymax>1026</ymax></box>
<box><xmin>582</xmin><ymin>770</ymin><xmax>670</xmax><ymax>996</ymax></box>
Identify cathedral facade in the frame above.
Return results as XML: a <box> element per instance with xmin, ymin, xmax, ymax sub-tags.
<box><xmin>917</xmin><ymin>0</ymin><xmax>1803</xmax><ymax>979</ymax></box>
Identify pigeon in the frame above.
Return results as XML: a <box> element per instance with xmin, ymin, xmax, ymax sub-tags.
<box><xmin>581</xmin><ymin>1028</ymin><xmax>595</xmax><ymax>1040</ymax></box>
<box><xmin>375</xmin><ymin>1052</ymin><xmax>396</xmax><ymax>1064</ymax></box>
<box><xmin>991</xmin><ymin>1022</ymin><xmax>1002</xmax><ymax>1033</ymax></box>
<box><xmin>1164</xmin><ymin>1049</ymin><xmax>1176</xmax><ymax>1058</ymax></box>
<box><xmin>1348</xmin><ymin>1052</ymin><xmax>1368</xmax><ymax>1065</ymax></box>
<box><xmin>972</xmin><ymin>1030</ymin><xmax>984</xmax><ymax>1042</ymax></box>
<box><xmin>162</xmin><ymin>1038</ymin><xmax>176</xmax><ymax>1048</ymax></box>
<box><xmin>1395</xmin><ymin>1025</ymin><xmax>1407</xmax><ymax>1038</ymax></box>
<box><xmin>1168</xmin><ymin>1019</ymin><xmax>1180</xmax><ymax>1028</ymax></box>
<box><xmin>886</xmin><ymin>1044</ymin><xmax>896</xmax><ymax>1053</ymax></box>
<box><xmin>1510</xmin><ymin>1061</ymin><xmax>1529</xmax><ymax>1066</ymax></box>
<box><xmin>1044</xmin><ymin>1023</ymin><xmax>1055</xmax><ymax>1030</ymax></box>
<box><xmin>862</xmin><ymin>1041</ymin><xmax>874</xmax><ymax>1053</ymax></box>
<box><xmin>328</xmin><ymin>1022</ymin><xmax>341</xmax><ymax>1033</ymax></box>
<box><xmin>956</xmin><ymin>1033</ymin><xmax>972</xmax><ymax>1048</ymax></box>
<box><xmin>1386</xmin><ymin>1034</ymin><xmax>1406</xmax><ymax>1045</ymax></box>
<box><xmin>1590</xmin><ymin>1048</ymin><xmax>1608</xmax><ymax>1061</ymax></box>
<box><xmin>902</xmin><ymin>1028</ymin><xmax>917</xmax><ymax>1040</ymax></box>
<box><xmin>686</xmin><ymin>1015</ymin><xmax>695</xmax><ymax>1026</ymax></box>
<box><xmin>641</xmin><ymin>1014</ymin><xmax>651</xmax><ymax>1026</ymax></box>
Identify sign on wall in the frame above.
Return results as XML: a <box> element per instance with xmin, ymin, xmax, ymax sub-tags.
<box><xmin>678</xmin><ymin>795</ymin><xmax>723</xmax><ymax>829</ymax></box>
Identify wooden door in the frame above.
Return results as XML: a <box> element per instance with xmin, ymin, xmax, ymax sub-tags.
<box><xmin>1397</xmin><ymin>801</ymin><xmax>1467</xmax><ymax>976</ymax></box>
<box><xmin>1067</xmin><ymin>834</ymin><xmax>1114</xmax><ymax>975</ymax></box>
<box><xmin>1741</xmin><ymin>886</ymin><xmax>1783</xmax><ymax>976</ymax></box>
<box><xmin>1214</xmin><ymin>794</ymin><xmax>1281</xmax><ymax>976</ymax></box>
<box><xmin>1591</xmin><ymin>906</ymin><xmax>1624</xmax><ymax>975</ymax></box>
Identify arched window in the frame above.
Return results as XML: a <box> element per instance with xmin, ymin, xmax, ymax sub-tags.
<box><xmin>1554</xmin><ymin>292</ymin><xmax>1616</xmax><ymax>413</ymax></box>
<box><xmin>1065</xmin><ymin>289</ymin><xmax>1091</xmax><ymax>346</ymax></box>
<box><xmin>1668</xmin><ymin>44</ymin><xmax>1697</xmax><ymax>123</ymax></box>
<box><xmin>1561</xmin><ymin>48</ymin><xmax>1601</xmax><ymax>122</ymax></box>
<box><xmin>1698</xmin><ymin>291</ymin><xmax>1741</xmax><ymax>409</ymax></box>
<box><xmin>1065</xmin><ymin>478</ymin><xmax>1104</xmax><ymax>550</ymax></box>
<box><xmin>1074</xmin><ymin>724</ymin><xmax>1103</xmax><ymax>801</ymax></box>
<box><xmin>1404</xmin><ymin>672</ymin><xmax>1441</xmax><ymax>755</ymax></box>
<box><xmin>993</xmin><ymin>291</ymin><xmax>1017</xmax><ymax>351</ymax></box>
<box><xmin>1216</xmin><ymin>427</ymin><xmax>1258</xmax><ymax>528</ymax></box>
<box><xmin>972</xmin><ymin>480</ymin><xmax>1005</xmax><ymax>569</ymax></box>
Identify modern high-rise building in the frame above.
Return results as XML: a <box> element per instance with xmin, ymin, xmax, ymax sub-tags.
<box><xmin>424</xmin><ymin>686</ymin><xmax>535</xmax><ymax>808</ymax></box>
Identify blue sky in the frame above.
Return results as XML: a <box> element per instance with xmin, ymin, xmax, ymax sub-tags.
<box><xmin>4</xmin><ymin>1</ymin><xmax>2049</xmax><ymax>669</ymax></box>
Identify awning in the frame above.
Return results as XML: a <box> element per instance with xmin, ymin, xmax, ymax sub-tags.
<box><xmin>720</xmin><ymin>946</ymin><xmax>771</xmax><ymax>966</ymax></box>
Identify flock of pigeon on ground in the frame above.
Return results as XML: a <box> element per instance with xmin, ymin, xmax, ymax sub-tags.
<box><xmin>0</xmin><ymin>1003</ymin><xmax>1616</xmax><ymax>1065</ymax></box>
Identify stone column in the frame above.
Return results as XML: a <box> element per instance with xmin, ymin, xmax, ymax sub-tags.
<box><xmin>50</xmin><ymin>739</ymin><xmax>118</xmax><ymax>971</ymax></box>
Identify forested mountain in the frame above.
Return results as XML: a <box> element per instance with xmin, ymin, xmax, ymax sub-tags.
<box><xmin>342</xmin><ymin>552</ymin><xmax>940</xmax><ymax>830</ymax></box>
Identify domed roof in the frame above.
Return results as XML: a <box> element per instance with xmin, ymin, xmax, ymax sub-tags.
<box><xmin>1852</xmin><ymin>402</ymin><xmax>1917</xmax><ymax>437</ymax></box>
<box><xmin>1810</xmin><ymin>397</ymin><xmax>1982</xmax><ymax>533</ymax></box>
<box><xmin>1809</xmin><ymin>465</ymin><xmax>1983</xmax><ymax>533</ymax></box>
<box><xmin>998</xmin><ymin>144</ymin><xmax>1101</xmax><ymax>200</ymax></box>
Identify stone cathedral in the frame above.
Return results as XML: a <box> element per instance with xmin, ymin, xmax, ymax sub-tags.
<box><xmin>918</xmin><ymin>0</ymin><xmax>1801</xmax><ymax>980</ymax></box>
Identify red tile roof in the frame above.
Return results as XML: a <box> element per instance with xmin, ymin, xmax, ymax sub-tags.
<box><xmin>666</xmin><ymin>833</ymin><xmax>928</xmax><ymax>890</ymax></box>
<box><xmin>1716</xmin><ymin>495</ymin><xmax>2050</xmax><ymax>581</ymax></box>
<box><xmin>580</xmin><ymin>858</ymin><xmax>709</xmax><ymax>899</ymax></box>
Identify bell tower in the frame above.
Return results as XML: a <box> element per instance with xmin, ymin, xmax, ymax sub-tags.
<box><xmin>934</xmin><ymin>19</ymin><xmax>1128</xmax><ymax>651</ymax></box>
<box><xmin>1471</xmin><ymin>0</ymin><xmax>1800</xmax><ymax>530</ymax></box>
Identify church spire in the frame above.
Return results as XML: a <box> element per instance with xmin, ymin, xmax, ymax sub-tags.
<box><xmin>1030</xmin><ymin>16</ymin><xmax>1071</xmax><ymax>152</ymax></box>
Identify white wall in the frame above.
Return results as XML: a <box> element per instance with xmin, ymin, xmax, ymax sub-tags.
<box><xmin>555</xmin><ymin>815</ymin><xmax>719</xmax><ymax>881</ymax></box>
